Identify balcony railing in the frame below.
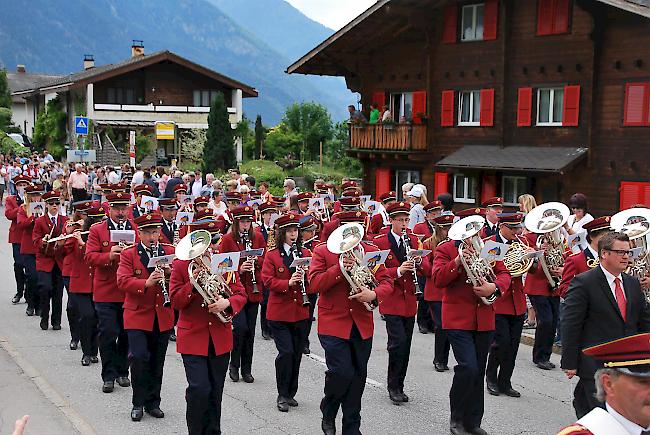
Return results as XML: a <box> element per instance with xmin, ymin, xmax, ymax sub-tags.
<box><xmin>349</xmin><ymin>124</ymin><xmax>427</xmax><ymax>152</ymax></box>
<box><xmin>94</xmin><ymin>104</ymin><xmax>237</xmax><ymax>114</ymax></box>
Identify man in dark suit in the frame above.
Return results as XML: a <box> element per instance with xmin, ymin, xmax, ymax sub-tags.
<box><xmin>561</xmin><ymin>231</ymin><xmax>650</xmax><ymax>419</ymax></box>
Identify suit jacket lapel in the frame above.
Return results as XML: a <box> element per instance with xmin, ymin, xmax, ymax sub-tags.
<box><xmin>137</xmin><ymin>243</ymin><xmax>154</xmax><ymax>273</ymax></box>
<box><xmin>387</xmin><ymin>231</ymin><xmax>405</xmax><ymax>263</ymax></box>
<box><xmin>623</xmin><ymin>274</ymin><xmax>636</xmax><ymax>325</ymax></box>
<box><xmin>596</xmin><ymin>267</ymin><xmax>624</xmax><ymax>321</ymax></box>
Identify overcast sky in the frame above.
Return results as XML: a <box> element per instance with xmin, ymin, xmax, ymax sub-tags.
<box><xmin>285</xmin><ymin>0</ymin><xmax>377</xmax><ymax>30</ymax></box>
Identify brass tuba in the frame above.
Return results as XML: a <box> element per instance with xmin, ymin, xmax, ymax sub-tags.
<box><xmin>448</xmin><ymin>215</ymin><xmax>498</xmax><ymax>305</ymax></box>
<box><xmin>611</xmin><ymin>208</ymin><xmax>650</xmax><ymax>292</ymax></box>
<box><xmin>524</xmin><ymin>202</ymin><xmax>570</xmax><ymax>289</ymax></box>
<box><xmin>176</xmin><ymin>229</ymin><xmax>234</xmax><ymax>323</ymax></box>
<box><xmin>326</xmin><ymin>223</ymin><xmax>379</xmax><ymax>311</ymax></box>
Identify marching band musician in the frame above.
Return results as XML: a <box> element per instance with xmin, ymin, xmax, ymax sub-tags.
<box><xmin>130</xmin><ymin>184</ymin><xmax>154</xmax><ymax>219</ymax></box>
<box><xmin>331</xmin><ymin>181</ymin><xmax>362</xmax><ymax>214</ymax></box>
<box><xmin>296</xmin><ymin>191</ymin><xmax>315</xmax><ymax>216</ymax></box>
<box><xmin>169</xmin><ymin>221</ymin><xmax>247</xmax><ymax>435</ymax></box>
<box><xmin>33</xmin><ymin>190</ymin><xmax>68</xmax><ymax>331</ymax></box>
<box><xmin>261</xmin><ymin>213</ymin><xmax>315</xmax><ymax>412</ymax></box>
<box><xmin>257</xmin><ymin>200</ymin><xmax>277</xmax><ymax>341</ymax></box>
<box><xmin>485</xmin><ymin>213</ymin><xmax>529</xmax><ymax>398</ymax></box>
<box><xmin>481</xmin><ymin>197</ymin><xmax>504</xmax><ymax>238</ymax></box>
<box><xmin>85</xmin><ymin>191</ymin><xmax>137</xmax><ymax>393</ymax></box>
<box><xmin>174</xmin><ymin>184</ymin><xmax>191</xmax><ymax>212</ymax></box>
<box><xmin>64</xmin><ymin>205</ymin><xmax>103</xmax><ymax>366</ymax></box>
<box><xmin>299</xmin><ymin>215</ymin><xmax>319</xmax><ymax>355</ymax></box>
<box><xmin>308</xmin><ymin>222</ymin><xmax>393</xmax><ymax>435</ymax></box>
<box><xmin>321</xmin><ymin>196</ymin><xmax>365</xmax><ymax>241</ymax></box>
<box><xmin>433</xmin><ymin>209</ymin><xmax>511</xmax><ymax>435</ymax></box>
<box><xmin>218</xmin><ymin>205</ymin><xmax>266</xmax><ymax>384</ymax></box>
<box><xmin>7</xmin><ymin>174</ymin><xmax>31</xmax><ymax>306</ymax></box>
<box><xmin>193</xmin><ymin>195</ymin><xmax>211</xmax><ymax>215</ymax></box>
<box><xmin>117</xmin><ymin>213</ymin><xmax>175</xmax><ymax>422</ymax></box>
<box><xmin>158</xmin><ymin>198</ymin><xmax>180</xmax><ymax>245</ymax></box>
<box><xmin>373</xmin><ymin>201</ymin><xmax>430</xmax><ymax>405</ymax></box>
<box><xmin>369</xmin><ymin>191</ymin><xmax>397</xmax><ymax>235</ymax></box>
<box><xmin>423</xmin><ymin>214</ymin><xmax>455</xmax><ymax>372</ymax></box>
<box><xmin>17</xmin><ymin>184</ymin><xmax>45</xmax><ymax>317</ymax></box>
<box><xmin>217</xmin><ymin>191</ymin><xmax>242</xmax><ymax>233</ymax></box>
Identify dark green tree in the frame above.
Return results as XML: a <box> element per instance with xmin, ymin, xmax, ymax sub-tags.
<box><xmin>254</xmin><ymin>115</ymin><xmax>264</xmax><ymax>159</ymax></box>
<box><xmin>0</xmin><ymin>70</ymin><xmax>11</xmax><ymax>109</ymax></box>
<box><xmin>202</xmin><ymin>92</ymin><xmax>236</xmax><ymax>172</ymax></box>
<box><xmin>283</xmin><ymin>102</ymin><xmax>333</xmax><ymax>160</ymax></box>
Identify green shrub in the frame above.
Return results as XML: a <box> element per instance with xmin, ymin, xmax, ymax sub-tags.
<box><xmin>0</xmin><ymin>131</ymin><xmax>30</xmax><ymax>157</ymax></box>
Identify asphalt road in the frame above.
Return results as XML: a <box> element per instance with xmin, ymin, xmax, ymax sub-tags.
<box><xmin>0</xmin><ymin>215</ymin><xmax>577</xmax><ymax>435</ymax></box>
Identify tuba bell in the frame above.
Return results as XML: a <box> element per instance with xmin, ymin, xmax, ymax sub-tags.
<box><xmin>524</xmin><ymin>202</ymin><xmax>570</xmax><ymax>289</ymax></box>
<box><xmin>448</xmin><ymin>215</ymin><xmax>498</xmax><ymax>305</ymax></box>
<box><xmin>611</xmin><ymin>208</ymin><xmax>650</xmax><ymax>296</ymax></box>
<box><xmin>175</xmin><ymin>229</ymin><xmax>234</xmax><ymax>323</ymax></box>
<box><xmin>326</xmin><ymin>223</ymin><xmax>379</xmax><ymax>311</ymax></box>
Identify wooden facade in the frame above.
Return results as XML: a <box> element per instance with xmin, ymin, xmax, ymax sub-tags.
<box><xmin>288</xmin><ymin>0</ymin><xmax>650</xmax><ymax>215</ymax></box>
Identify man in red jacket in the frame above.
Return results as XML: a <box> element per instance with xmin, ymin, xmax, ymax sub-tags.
<box><xmin>433</xmin><ymin>213</ymin><xmax>511</xmax><ymax>435</ymax></box>
<box><xmin>17</xmin><ymin>184</ymin><xmax>45</xmax><ymax>316</ymax></box>
<box><xmin>117</xmin><ymin>213</ymin><xmax>175</xmax><ymax>421</ymax></box>
<box><xmin>7</xmin><ymin>174</ymin><xmax>31</xmax><ymax>305</ymax></box>
<box><xmin>309</xmin><ymin>223</ymin><xmax>393</xmax><ymax>435</ymax></box>
<box><xmin>368</xmin><ymin>191</ymin><xmax>396</xmax><ymax>235</ymax></box>
<box><xmin>32</xmin><ymin>191</ymin><xmax>68</xmax><ymax>331</ymax></box>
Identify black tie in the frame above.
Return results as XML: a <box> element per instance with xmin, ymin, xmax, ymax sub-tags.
<box><xmin>51</xmin><ymin>217</ymin><xmax>56</xmax><ymax>226</ymax></box>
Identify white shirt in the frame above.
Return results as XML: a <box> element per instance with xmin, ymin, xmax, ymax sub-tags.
<box><xmin>131</xmin><ymin>171</ymin><xmax>144</xmax><ymax>186</ymax></box>
<box><xmin>391</xmin><ymin>230</ymin><xmax>407</xmax><ymax>277</ymax></box>
<box><xmin>587</xmin><ymin>244</ymin><xmax>599</xmax><ymax>259</ymax></box>
<box><xmin>606</xmin><ymin>403</ymin><xmax>649</xmax><ymax>435</ymax></box>
<box><xmin>566</xmin><ymin>213</ymin><xmax>594</xmax><ymax>253</ymax></box>
<box><xmin>191</xmin><ymin>180</ymin><xmax>203</xmax><ymax>197</ymax></box>
<box><xmin>408</xmin><ymin>203</ymin><xmax>425</xmax><ymax>230</ymax></box>
<box><xmin>209</xmin><ymin>200</ymin><xmax>227</xmax><ymax>217</ymax></box>
<box><xmin>283</xmin><ymin>243</ymin><xmax>294</xmax><ymax>256</ymax></box>
<box><xmin>107</xmin><ymin>171</ymin><xmax>120</xmax><ymax>184</ymax></box>
<box><xmin>600</xmin><ymin>265</ymin><xmax>626</xmax><ymax>302</ymax></box>
<box><xmin>47</xmin><ymin>212</ymin><xmax>58</xmax><ymax>226</ymax></box>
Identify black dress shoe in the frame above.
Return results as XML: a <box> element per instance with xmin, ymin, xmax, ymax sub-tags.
<box><xmin>146</xmin><ymin>408</ymin><xmax>165</xmax><ymax>418</ymax></box>
<box><xmin>548</xmin><ymin>361</ymin><xmax>556</xmax><ymax>368</ymax></box>
<box><xmin>536</xmin><ymin>361</ymin><xmax>554</xmax><ymax>370</ymax></box>
<box><xmin>303</xmin><ymin>346</ymin><xmax>310</xmax><ymax>355</ymax></box>
<box><xmin>102</xmin><ymin>381</ymin><xmax>114</xmax><ymax>393</ymax></box>
<box><xmin>450</xmin><ymin>420</ymin><xmax>470</xmax><ymax>435</ymax></box>
<box><xmin>502</xmin><ymin>387</ymin><xmax>521</xmax><ymax>398</ymax></box>
<box><xmin>418</xmin><ymin>325</ymin><xmax>429</xmax><ymax>334</ymax></box>
<box><xmin>40</xmin><ymin>319</ymin><xmax>48</xmax><ymax>330</ymax></box>
<box><xmin>12</xmin><ymin>295</ymin><xmax>21</xmax><ymax>304</ymax></box>
<box><xmin>52</xmin><ymin>325</ymin><xmax>61</xmax><ymax>330</ymax></box>
<box><xmin>26</xmin><ymin>307</ymin><xmax>34</xmax><ymax>316</ymax></box>
<box><xmin>229</xmin><ymin>366</ymin><xmax>239</xmax><ymax>382</ymax></box>
<box><xmin>116</xmin><ymin>376</ymin><xmax>131</xmax><ymax>387</ymax></box>
<box><xmin>242</xmin><ymin>373</ymin><xmax>254</xmax><ymax>383</ymax></box>
<box><xmin>90</xmin><ymin>356</ymin><xmax>99</xmax><ymax>363</ymax></box>
<box><xmin>35</xmin><ymin>308</ymin><xmax>42</xmax><ymax>317</ymax></box>
<box><xmin>434</xmin><ymin>362</ymin><xmax>447</xmax><ymax>372</ymax></box>
<box><xmin>261</xmin><ymin>330</ymin><xmax>271</xmax><ymax>340</ymax></box>
<box><xmin>400</xmin><ymin>391</ymin><xmax>409</xmax><ymax>402</ymax></box>
<box><xmin>169</xmin><ymin>333</ymin><xmax>176</xmax><ymax>342</ymax></box>
<box><xmin>276</xmin><ymin>396</ymin><xmax>289</xmax><ymax>412</ymax></box>
<box><xmin>70</xmin><ymin>340</ymin><xmax>78</xmax><ymax>350</ymax></box>
<box><xmin>287</xmin><ymin>398</ymin><xmax>298</xmax><ymax>407</ymax></box>
<box><xmin>466</xmin><ymin>426</ymin><xmax>488</xmax><ymax>435</ymax></box>
<box><xmin>486</xmin><ymin>380</ymin><xmax>500</xmax><ymax>396</ymax></box>
<box><xmin>81</xmin><ymin>355</ymin><xmax>91</xmax><ymax>366</ymax></box>
<box><xmin>322</xmin><ymin>418</ymin><xmax>336</xmax><ymax>435</ymax></box>
<box><xmin>388</xmin><ymin>389</ymin><xmax>403</xmax><ymax>405</ymax></box>
<box><xmin>131</xmin><ymin>406</ymin><xmax>143</xmax><ymax>421</ymax></box>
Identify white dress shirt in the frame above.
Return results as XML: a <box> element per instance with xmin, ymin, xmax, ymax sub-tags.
<box><xmin>408</xmin><ymin>203</ymin><xmax>425</xmax><ymax>230</ymax></box>
<box><xmin>600</xmin><ymin>265</ymin><xmax>625</xmax><ymax>302</ymax></box>
<box><xmin>606</xmin><ymin>402</ymin><xmax>649</xmax><ymax>435</ymax></box>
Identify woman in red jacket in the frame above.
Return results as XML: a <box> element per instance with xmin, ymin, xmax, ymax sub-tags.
<box><xmin>17</xmin><ymin>184</ymin><xmax>45</xmax><ymax>317</ymax></box>
<box><xmin>261</xmin><ymin>213</ymin><xmax>315</xmax><ymax>412</ymax></box>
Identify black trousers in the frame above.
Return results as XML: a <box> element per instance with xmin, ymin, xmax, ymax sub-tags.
<box><xmin>127</xmin><ymin>319</ymin><xmax>171</xmax><ymax>409</ymax></box>
<box><xmin>71</xmin><ymin>187</ymin><xmax>88</xmax><ymax>204</ymax></box>
<box><xmin>95</xmin><ymin>301</ymin><xmax>129</xmax><ymax>382</ymax></box>
<box><xmin>486</xmin><ymin>314</ymin><xmax>525</xmax><ymax>390</ymax></box>
<box><xmin>23</xmin><ymin>254</ymin><xmax>40</xmax><ymax>310</ymax></box>
<box><xmin>12</xmin><ymin>243</ymin><xmax>26</xmax><ymax>299</ymax></box>
<box><xmin>305</xmin><ymin>293</ymin><xmax>318</xmax><ymax>348</ymax></box>
<box><xmin>430</xmin><ymin>302</ymin><xmax>450</xmax><ymax>365</ymax></box>
<box><xmin>182</xmin><ymin>342</ymin><xmax>229</xmax><ymax>435</ymax></box>
<box><xmin>528</xmin><ymin>295</ymin><xmax>560</xmax><ymax>363</ymax></box>
<box><xmin>231</xmin><ymin>301</ymin><xmax>258</xmax><ymax>374</ymax></box>
<box><xmin>268</xmin><ymin>319</ymin><xmax>309</xmax><ymax>399</ymax></box>
<box><xmin>68</xmin><ymin>293</ymin><xmax>98</xmax><ymax>357</ymax></box>
<box><xmin>573</xmin><ymin>377</ymin><xmax>603</xmax><ymax>419</ymax></box>
<box><xmin>260</xmin><ymin>287</ymin><xmax>270</xmax><ymax>335</ymax></box>
<box><xmin>319</xmin><ymin>324</ymin><xmax>372</xmax><ymax>435</ymax></box>
<box><xmin>38</xmin><ymin>265</ymin><xmax>64</xmax><ymax>327</ymax></box>
<box><xmin>63</xmin><ymin>277</ymin><xmax>80</xmax><ymax>342</ymax></box>
<box><xmin>446</xmin><ymin>329</ymin><xmax>493</xmax><ymax>430</ymax></box>
<box><xmin>384</xmin><ymin>314</ymin><xmax>415</xmax><ymax>392</ymax></box>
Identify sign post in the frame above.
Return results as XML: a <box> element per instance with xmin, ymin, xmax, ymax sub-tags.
<box><xmin>129</xmin><ymin>131</ymin><xmax>136</xmax><ymax>167</ymax></box>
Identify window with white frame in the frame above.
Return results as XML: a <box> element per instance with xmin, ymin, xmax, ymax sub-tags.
<box><xmin>395</xmin><ymin>170</ymin><xmax>420</xmax><ymax>199</ymax></box>
<box><xmin>193</xmin><ymin>90</ymin><xmax>221</xmax><ymax>107</ymax></box>
<box><xmin>502</xmin><ymin>176</ymin><xmax>527</xmax><ymax>206</ymax></box>
<box><xmin>453</xmin><ymin>174</ymin><xmax>476</xmax><ymax>203</ymax></box>
<box><xmin>458</xmin><ymin>90</ymin><xmax>481</xmax><ymax>126</ymax></box>
<box><xmin>390</xmin><ymin>92</ymin><xmax>414</xmax><ymax>122</ymax></box>
<box><xmin>536</xmin><ymin>87</ymin><xmax>564</xmax><ymax>126</ymax></box>
<box><xmin>461</xmin><ymin>4</ymin><xmax>485</xmax><ymax>41</ymax></box>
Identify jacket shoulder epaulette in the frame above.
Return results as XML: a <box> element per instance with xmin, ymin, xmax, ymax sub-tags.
<box><xmin>556</xmin><ymin>424</ymin><xmax>590</xmax><ymax>435</ymax></box>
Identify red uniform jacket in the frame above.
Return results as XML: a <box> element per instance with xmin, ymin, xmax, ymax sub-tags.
<box><xmin>489</xmin><ymin>233</ymin><xmax>527</xmax><ymax>316</ymax></box>
<box><xmin>169</xmin><ymin>259</ymin><xmax>247</xmax><ymax>356</ymax></box>
<box><xmin>522</xmin><ymin>232</ymin><xmax>566</xmax><ymax>297</ymax></box>
<box><xmin>424</xmin><ymin>240</ymin><xmax>448</xmax><ymax>302</ymax></box>
<box><xmin>5</xmin><ymin>195</ymin><xmax>24</xmax><ymax>244</ymax></box>
<box><xmin>308</xmin><ymin>242</ymin><xmax>393</xmax><ymax>340</ymax></box>
<box><xmin>63</xmin><ymin>237</ymin><xmax>93</xmax><ymax>293</ymax></box>
<box><xmin>373</xmin><ymin>230</ymin><xmax>428</xmax><ymax>317</ymax></box>
<box><xmin>159</xmin><ymin>220</ymin><xmax>177</xmax><ymax>245</ymax></box>
<box><xmin>33</xmin><ymin>214</ymin><xmax>68</xmax><ymax>272</ymax></box>
<box><xmin>117</xmin><ymin>243</ymin><xmax>176</xmax><ymax>332</ymax></box>
<box><xmin>433</xmin><ymin>239</ymin><xmax>511</xmax><ymax>331</ymax></box>
<box><xmin>85</xmin><ymin>219</ymin><xmax>137</xmax><ymax>303</ymax></box>
<box><xmin>261</xmin><ymin>246</ymin><xmax>314</xmax><ymax>323</ymax></box>
<box><xmin>369</xmin><ymin>213</ymin><xmax>387</xmax><ymax>235</ymax></box>
<box><xmin>17</xmin><ymin>207</ymin><xmax>37</xmax><ymax>255</ymax></box>
<box><xmin>218</xmin><ymin>231</ymin><xmax>266</xmax><ymax>303</ymax></box>
<box><xmin>412</xmin><ymin>221</ymin><xmax>434</xmax><ymax>240</ymax></box>
<box><xmin>558</xmin><ymin>249</ymin><xmax>595</xmax><ymax>299</ymax></box>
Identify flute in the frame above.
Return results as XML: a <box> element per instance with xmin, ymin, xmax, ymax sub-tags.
<box><xmin>47</xmin><ymin>231</ymin><xmax>90</xmax><ymax>243</ymax></box>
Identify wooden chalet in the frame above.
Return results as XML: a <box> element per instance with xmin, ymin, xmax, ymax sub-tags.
<box><xmin>288</xmin><ymin>0</ymin><xmax>650</xmax><ymax>214</ymax></box>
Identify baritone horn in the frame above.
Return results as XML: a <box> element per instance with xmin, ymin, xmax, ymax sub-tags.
<box><xmin>176</xmin><ymin>229</ymin><xmax>234</xmax><ymax>323</ymax></box>
<box><xmin>611</xmin><ymin>207</ymin><xmax>650</xmax><ymax>285</ymax></box>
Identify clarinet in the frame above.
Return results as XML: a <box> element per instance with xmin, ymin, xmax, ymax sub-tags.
<box><xmin>149</xmin><ymin>241</ymin><xmax>171</xmax><ymax>307</ymax></box>
<box><xmin>402</xmin><ymin>229</ymin><xmax>423</xmax><ymax>296</ymax></box>
<box><xmin>291</xmin><ymin>241</ymin><xmax>310</xmax><ymax>306</ymax></box>
<box><xmin>242</xmin><ymin>232</ymin><xmax>259</xmax><ymax>294</ymax></box>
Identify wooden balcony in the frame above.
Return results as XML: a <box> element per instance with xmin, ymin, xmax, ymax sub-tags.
<box><xmin>349</xmin><ymin>124</ymin><xmax>427</xmax><ymax>153</ymax></box>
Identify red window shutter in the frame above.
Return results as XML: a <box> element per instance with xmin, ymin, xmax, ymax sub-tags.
<box><xmin>553</xmin><ymin>0</ymin><xmax>570</xmax><ymax>33</ymax></box>
<box><xmin>441</xmin><ymin>90</ymin><xmax>455</xmax><ymax>127</ymax></box>
<box><xmin>623</xmin><ymin>83</ymin><xmax>648</xmax><ymax>126</ymax></box>
<box><xmin>642</xmin><ymin>183</ymin><xmax>650</xmax><ymax>207</ymax></box>
<box><xmin>481</xmin><ymin>175</ymin><xmax>497</xmax><ymax>204</ymax></box>
<box><xmin>517</xmin><ymin>87</ymin><xmax>533</xmax><ymax>127</ymax></box>
<box><xmin>371</xmin><ymin>92</ymin><xmax>386</xmax><ymax>109</ymax></box>
<box><xmin>483</xmin><ymin>0</ymin><xmax>499</xmax><ymax>40</ymax></box>
<box><xmin>480</xmin><ymin>88</ymin><xmax>495</xmax><ymax>127</ymax></box>
<box><xmin>620</xmin><ymin>182</ymin><xmax>646</xmax><ymax>210</ymax></box>
<box><xmin>442</xmin><ymin>5</ymin><xmax>458</xmax><ymax>44</ymax></box>
<box><xmin>434</xmin><ymin>172</ymin><xmax>449</xmax><ymax>198</ymax></box>
<box><xmin>375</xmin><ymin>167</ymin><xmax>391</xmax><ymax>197</ymax></box>
<box><xmin>412</xmin><ymin>90</ymin><xmax>427</xmax><ymax>124</ymax></box>
<box><xmin>537</xmin><ymin>0</ymin><xmax>554</xmax><ymax>36</ymax></box>
<box><xmin>562</xmin><ymin>85</ymin><xmax>580</xmax><ymax>126</ymax></box>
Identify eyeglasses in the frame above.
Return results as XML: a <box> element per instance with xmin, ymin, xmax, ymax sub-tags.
<box><xmin>605</xmin><ymin>249</ymin><xmax>633</xmax><ymax>257</ymax></box>
<box><xmin>49</xmin><ymin>202</ymin><xmax>61</xmax><ymax>206</ymax></box>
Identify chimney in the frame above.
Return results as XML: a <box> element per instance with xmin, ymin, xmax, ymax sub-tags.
<box><xmin>83</xmin><ymin>54</ymin><xmax>95</xmax><ymax>70</ymax></box>
<box><xmin>16</xmin><ymin>65</ymin><xmax>26</xmax><ymax>73</ymax></box>
<box><xmin>131</xmin><ymin>40</ymin><xmax>144</xmax><ymax>58</ymax></box>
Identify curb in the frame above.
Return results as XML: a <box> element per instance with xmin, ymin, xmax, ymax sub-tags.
<box><xmin>521</xmin><ymin>331</ymin><xmax>563</xmax><ymax>355</ymax></box>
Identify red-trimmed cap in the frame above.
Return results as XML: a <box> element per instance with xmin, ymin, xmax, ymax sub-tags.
<box><xmin>13</xmin><ymin>174</ymin><xmax>32</xmax><ymax>185</ymax></box>
<box><xmin>583</xmin><ymin>216</ymin><xmax>611</xmax><ymax>233</ymax></box>
<box><xmin>42</xmin><ymin>191</ymin><xmax>61</xmax><ymax>203</ymax></box>
<box><xmin>106</xmin><ymin>192</ymin><xmax>131</xmax><ymax>206</ymax></box>
<box><xmin>258</xmin><ymin>201</ymin><xmax>277</xmax><ymax>214</ymax></box>
<box><xmin>193</xmin><ymin>219</ymin><xmax>226</xmax><ymax>235</ymax></box>
<box><xmin>315</xmin><ymin>182</ymin><xmax>328</xmax><ymax>193</ymax></box>
<box><xmin>379</xmin><ymin>191</ymin><xmax>397</xmax><ymax>203</ymax></box>
<box><xmin>158</xmin><ymin>198</ymin><xmax>177</xmax><ymax>209</ymax></box>
<box><xmin>194</xmin><ymin>209</ymin><xmax>215</xmax><ymax>221</ymax></box>
<box><xmin>498</xmin><ymin>212</ymin><xmax>525</xmax><ymax>227</ymax></box>
<box><xmin>225</xmin><ymin>192</ymin><xmax>242</xmax><ymax>202</ymax></box>
<box><xmin>109</xmin><ymin>183</ymin><xmax>128</xmax><ymax>193</ymax></box>
<box><xmin>341</xmin><ymin>189</ymin><xmax>361</xmax><ymax>198</ymax></box>
<box><xmin>98</xmin><ymin>183</ymin><xmax>112</xmax><ymax>193</ymax></box>
<box><xmin>299</xmin><ymin>215</ymin><xmax>318</xmax><ymax>230</ymax></box>
<box><xmin>456</xmin><ymin>207</ymin><xmax>486</xmax><ymax>218</ymax></box>
<box><xmin>297</xmin><ymin>192</ymin><xmax>314</xmax><ymax>202</ymax></box>
<box><xmin>173</xmin><ymin>184</ymin><xmax>188</xmax><ymax>194</ymax></box>
<box><xmin>481</xmin><ymin>197</ymin><xmax>504</xmax><ymax>208</ymax></box>
<box><xmin>434</xmin><ymin>214</ymin><xmax>455</xmax><ymax>226</ymax></box>
<box><xmin>272</xmin><ymin>196</ymin><xmax>286</xmax><ymax>207</ymax></box>
<box><xmin>194</xmin><ymin>196</ymin><xmax>210</xmax><ymax>207</ymax></box>
<box><xmin>25</xmin><ymin>184</ymin><xmax>44</xmax><ymax>194</ymax></box>
<box><xmin>133</xmin><ymin>184</ymin><xmax>153</xmax><ymax>196</ymax></box>
<box><xmin>232</xmin><ymin>206</ymin><xmax>255</xmax><ymax>220</ymax></box>
<box><xmin>340</xmin><ymin>196</ymin><xmax>361</xmax><ymax>208</ymax></box>
<box><xmin>276</xmin><ymin>213</ymin><xmax>300</xmax><ymax>229</ymax></box>
<box><xmin>134</xmin><ymin>212</ymin><xmax>163</xmax><ymax>229</ymax></box>
<box><xmin>336</xmin><ymin>210</ymin><xmax>368</xmax><ymax>224</ymax></box>
<box><xmin>424</xmin><ymin>200</ymin><xmax>443</xmax><ymax>212</ymax></box>
<box><xmin>249</xmin><ymin>191</ymin><xmax>261</xmax><ymax>199</ymax></box>
<box><xmin>386</xmin><ymin>201</ymin><xmax>411</xmax><ymax>217</ymax></box>
<box><xmin>86</xmin><ymin>206</ymin><xmax>106</xmax><ymax>218</ymax></box>
<box><xmin>341</xmin><ymin>180</ymin><xmax>358</xmax><ymax>191</ymax></box>
<box><xmin>73</xmin><ymin>200</ymin><xmax>93</xmax><ymax>212</ymax></box>
<box><xmin>582</xmin><ymin>332</ymin><xmax>650</xmax><ymax>377</ymax></box>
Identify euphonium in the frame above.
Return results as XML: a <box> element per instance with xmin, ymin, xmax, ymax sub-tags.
<box><xmin>326</xmin><ymin>223</ymin><xmax>379</xmax><ymax>311</ymax></box>
<box><xmin>611</xmin><ymin>208</ymin><xmax>650</xmax><ymax>300</ymax></box>
<box><xmin>502</xmin><ymin>236</ymin><xmax>534</xmax><ymax>277</ymax></box>
<box><xmin>176</xmin><ymin>230</ymin><xmax>234</xmax><ymax>323</ymax></box>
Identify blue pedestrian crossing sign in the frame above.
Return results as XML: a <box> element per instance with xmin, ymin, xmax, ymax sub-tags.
<box><xmin>75</xmin><ymin>116</ymin><xmax>89</xmax><ymax>135</ymax></box>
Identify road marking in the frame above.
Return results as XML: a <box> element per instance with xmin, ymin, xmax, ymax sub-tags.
<box><xmin>305</xmin><ymin>352</ymin><xmax>384</xmax><ymax>388</ymax></box>
<box><xmin>0</xmin><ymin>336</ymin><xmax>97</xmax><ymax>435</ymax></box>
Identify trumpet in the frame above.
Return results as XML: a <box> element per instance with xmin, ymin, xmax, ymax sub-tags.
<box><xmin>47</xmin><ymin>231</ymin><xmax>90</xmax><ymax>243</ymax></box>
<box><xmin>291</xmin><ymin>241</ymin><xmax>310</xmax><ymax>306</ymax></box>
<box><xmin>401</xmin><ymin>229</ymin><xmax>423</xmax><ymax>296</ymax></box>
